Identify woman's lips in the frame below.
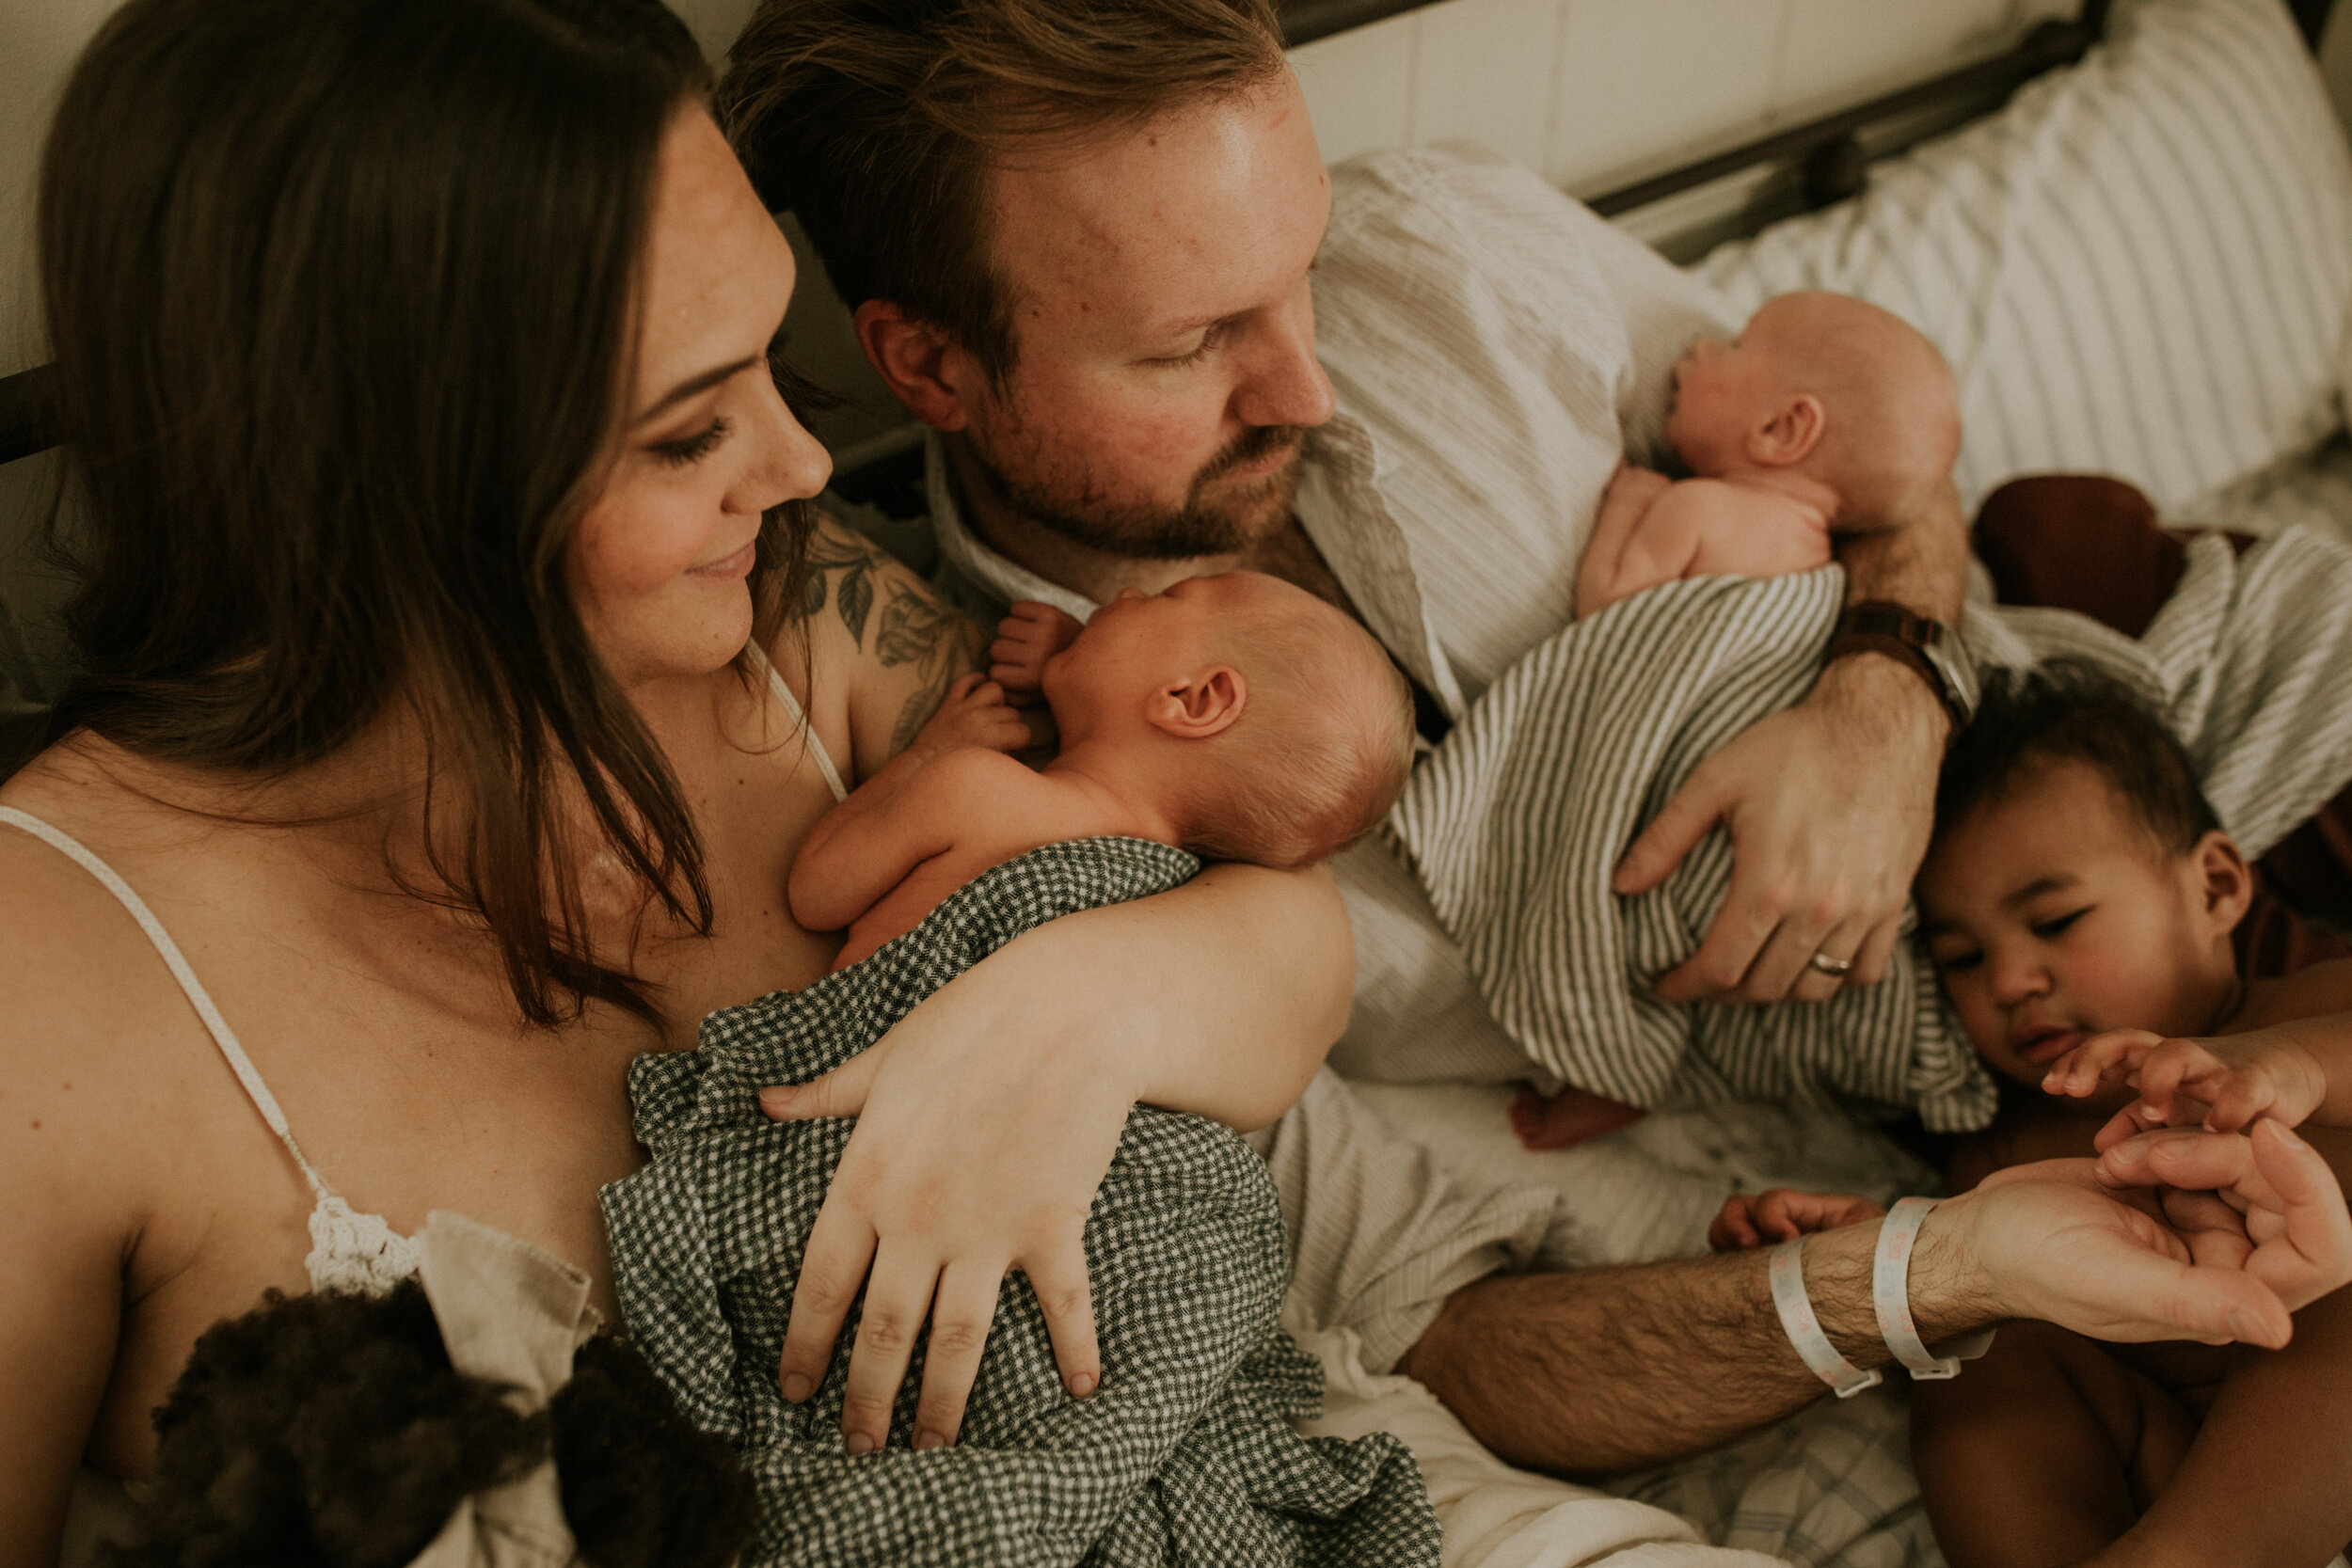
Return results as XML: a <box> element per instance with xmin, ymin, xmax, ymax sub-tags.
<box><xmin>687</xmin><ymin>539</ymin><xmax>757</xmax><ymax>579</ymax></box>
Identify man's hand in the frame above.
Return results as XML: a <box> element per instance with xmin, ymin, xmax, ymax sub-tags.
<box><xmin>1940</xmin><ymin>1123</ymin><xmax>2352</xmax><ymax>1351</ymax></box>
<box><xmin>1708</xmin><ymin>1187</ymin><xmax>1884</xmax><ymax>1251</ymax></box>
<box><xmin>1615</xmin><ymin>651</ymin><xmax>1947</xmax><ymax>1003</ymax></box>
<box><xmin>989</xmin><ymin>601</ymin><xmax>1085</xmax><ymax>704</ymax></box>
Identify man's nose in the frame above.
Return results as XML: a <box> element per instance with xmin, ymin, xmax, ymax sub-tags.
<box><xmin>1230</xmin><ymin>295</ymin><xmax>1334</xmax><ymax>431</ymax></box>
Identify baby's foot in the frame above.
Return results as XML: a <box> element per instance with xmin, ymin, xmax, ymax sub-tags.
<box><xmin>1509</xmin><ymin>1084</ymin><xmax>1647</xmax><ymax>1150</ymax></box>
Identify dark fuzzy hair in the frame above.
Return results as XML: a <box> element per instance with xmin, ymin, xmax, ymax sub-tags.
<box><xmin>1935</xmin><ymin>658</ymin><xmax>2219</xmax><ymax>856</ymax></box>
<box><xmin>38</xmin><ymin>0</ymin><xmax>818</xmax><ymax>1028</ymax></box>
<box><xmin>717</xmin><ymin>0</ymin><xmax>1287</xmax><ymax>385</ymax></box>
<box><xmin>112</xmin><ymin>1281</ymin><xmax>756</xmax><ymax>1568</ymax></box>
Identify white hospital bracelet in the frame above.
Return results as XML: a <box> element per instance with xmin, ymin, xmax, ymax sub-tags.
<box><xmin>1873</xmin><ymin>1196</ymin><xmax>1995</xmax><ymax>1378</ymax></box>
<box><xmin>1769</xmin><ymin>1237</ymin><xmax>1882</xmax><ymax>1399</ymax></box>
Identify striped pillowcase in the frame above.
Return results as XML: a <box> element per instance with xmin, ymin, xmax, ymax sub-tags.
<box><xmin>1694</xmin><ymin>0</ymin><xmax>2352</xmax><ymax>518</ymax></box>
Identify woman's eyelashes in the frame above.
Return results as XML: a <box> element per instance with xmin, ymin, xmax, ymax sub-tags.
<box><xmin>652</xmin><ymin>416</ymin><xmax>730</xmax><ymax>467</ymax></box>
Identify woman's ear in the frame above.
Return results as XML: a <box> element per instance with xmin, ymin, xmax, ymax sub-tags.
<box><xmin>1747</xmin><ymin>392</ymin><xmax>1827</xmax><ymax>467</ymax></box>
<box><xmin>2193</xmin><ymin>829</ymin><xmax>2255</xmax><ymax>935</ymax></box>
<box><xmin>1145</xmin><ymin>666</ymin><xmax>1248</xmax><ymax>738</ymax></box>
<box><xmin>854</xmin><ymin>299</ymin><xmax>975</xmax><ymax>433</ymax></box>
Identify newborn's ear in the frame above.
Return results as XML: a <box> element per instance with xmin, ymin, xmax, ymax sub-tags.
<box><xmin>1147</xmin><ymin>666</ymin><xmax>1248</xmax><ymax>738</ymax></box>
<box><xmin>1749</xmin><ymin>393</ymin><xmax>1827</xmax><ymax>467</ymax></box>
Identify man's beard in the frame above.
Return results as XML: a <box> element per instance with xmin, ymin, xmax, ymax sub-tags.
<box><xmin>970</xmin><ymin>422</ymin><xmax>1307</xmax><ymax>562</ymax></box>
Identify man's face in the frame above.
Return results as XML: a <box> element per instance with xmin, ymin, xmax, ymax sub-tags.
<box><xmin>961</xmin><ymin>70</ymin><xmax>1336</xmax><ymax>560</ymax></box>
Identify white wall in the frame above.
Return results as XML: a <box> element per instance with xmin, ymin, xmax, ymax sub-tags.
<box><xmin>1291</xmin><ymin>0</ymin><xmax>2081</xmax><ymax>192</ymax></box>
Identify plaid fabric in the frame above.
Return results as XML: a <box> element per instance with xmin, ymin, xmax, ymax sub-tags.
<box><xmin>599</xmin><ymin>837</ymin><xmax>1439</xmax><ymax>1568</ymax></box>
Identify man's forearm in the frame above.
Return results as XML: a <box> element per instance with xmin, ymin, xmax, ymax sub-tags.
<box><xmin>1397</xmin><ymin>1209</ymin><xmax>1996</xmax><ymax>1475</ymax></box>
<box><xmin>1833</xmin><ymin>482</ymin><xmax>1969</xmax><ymax>621</ymax></box>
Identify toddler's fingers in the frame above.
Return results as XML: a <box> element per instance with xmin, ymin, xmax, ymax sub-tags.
<box><xmin>2042</xmin><ymin>1028</ymin><xmax>2158</xmax><ymax>1098</ymax></box>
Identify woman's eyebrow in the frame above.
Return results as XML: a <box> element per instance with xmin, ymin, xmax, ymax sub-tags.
<box><xmin>636</xmin><ymin>355</ymin><xmax>761</xmax><ymax>425</ymax></box>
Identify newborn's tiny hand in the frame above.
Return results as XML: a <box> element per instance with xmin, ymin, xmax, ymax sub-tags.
<box><xmin>909</xmin><ymin>673</ymin><xmax>1028</xmax><ymax>756</ymax></box>
<box><xmin>1708</xmin><ymin>1188</ymin><xmax>1884</xmax><ymax>1251</ymax></box>
<box><xmin>991</xmin><ymin>601</ymin><xmax>1086</xmax><ymax>703</ymax></box>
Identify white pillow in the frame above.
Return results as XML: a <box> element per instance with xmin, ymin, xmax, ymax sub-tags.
<box><xmin>1695</xmin><ymin>0</ymin><xmax>2352</xmax><ymax>517</ymax></box>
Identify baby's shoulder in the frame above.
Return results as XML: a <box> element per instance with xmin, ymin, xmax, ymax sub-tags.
<box><xmin>2234</xmin><ymin>958</ymin><xmax>2352</xmax><ymax>1031</ymax></box>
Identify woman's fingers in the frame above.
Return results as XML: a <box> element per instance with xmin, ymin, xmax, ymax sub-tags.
<box><xmin>779</xmin><ymin>1201</ymin><xmax>878</xmax><ymax>1405</ymax></box>
<box><xmin>837</xmin><ymin>1247</ymin><xmax>946</xmax><ymax>1456</ymax></box>
<box><xmin>1023</xmin><ymin>1240</ymin><xmax>1102</xmax><ymax>1402</ymax></box>
<box><xmin>911</xmin><ymin>1260</ymin><xmax>1007</xmax><ymax>1450</ymax></box>
<box><xmin>761</xmin><ymin>1052</ymin><xmax>882</xmax><ymax>1122</ymax></box>
<box><xmin>1786</xmin><ymin>917</ymin><xmax>1868</xmax><ymax>1005</ymax></box>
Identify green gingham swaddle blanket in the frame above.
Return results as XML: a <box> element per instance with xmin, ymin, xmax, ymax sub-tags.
<box><xmin>599</xmin><ymin>837</ymin><xmax>1438</xmax><ymax>1568</ymax></box>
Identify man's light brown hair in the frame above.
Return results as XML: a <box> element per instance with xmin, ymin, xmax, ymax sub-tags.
<box><xmin>717</xmin><ymin>0</ymin><xmax>1287</xmax><ymax>385</ymax></box>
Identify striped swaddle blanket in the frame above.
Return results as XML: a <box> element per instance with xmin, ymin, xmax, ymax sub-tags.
<box><xmin>1389</xmin><ymin>528</ymin><xmax>2352</xmax><ymax>1132</ymax></box>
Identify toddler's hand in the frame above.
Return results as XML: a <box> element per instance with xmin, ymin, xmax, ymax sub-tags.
<box><xmin>1707</xmin><ymin>1188</ymin><xmax>1885</xmax><ymax>1251</ymax></box>
<box><xmin>990</xmin><ymin>601</ymin><xmax>1086</xmax><ymax>704</ymax></box>
<box><xmin>2045</xmin><ymin>1026</ymin><xmax>2328</xmax><ymax>1149</ymax></box>
<box><xmin>909</xmin><ymin>673</ymin><xmax>1028</xmax><ymax>757</ymax></box>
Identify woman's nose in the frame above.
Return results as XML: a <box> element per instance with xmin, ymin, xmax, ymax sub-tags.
<box><xmin>736</xmin><ymin>368</ymin><xmax>833</xmax><ymax>513</ymax></box>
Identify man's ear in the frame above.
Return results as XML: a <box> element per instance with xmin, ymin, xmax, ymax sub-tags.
<box><xmin>1145</xmin><ymin>666</ymin><xmax>1248</xmax><ymax>739</ymax></box>
<box><xmin>854</xmin><ymin>298</ymin><xmax>977</xmax><ymax>433</ymax></box>
<box><xmin>2193</xmin><ymin>829</ymin><xmax>2255</xmax><ymax>934</ymax></box>
<box><xmin>1747</xmin><ymin>392</ymin><xmax>1827</xmax><ymax>467</ymax></box>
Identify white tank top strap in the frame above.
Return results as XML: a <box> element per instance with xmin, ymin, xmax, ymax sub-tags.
<box><xmin>749</xmin><ymin>642</ymin><xmax>849</xmax><ymax>803</ymax></box>
<box><xmin>0</xmin><ymin>805</ymin><xmax>420</xmax><ymax>1294</ymax></box>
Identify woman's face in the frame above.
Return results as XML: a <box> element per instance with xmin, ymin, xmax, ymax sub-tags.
<box><xmin>570</xmin><ymin>108</ymin><xmax>831</xmax><ymax>689</ymax></box>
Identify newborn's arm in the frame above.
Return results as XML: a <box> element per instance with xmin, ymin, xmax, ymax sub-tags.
<box><xmin>787</xmin><ymin>747</ymin><xmax>1051</xmax><ymax>936</ymax></box>
<box><xmin>1576</xmin><ymin>472</ymin><xmax>1760</xmax><ymax>615</ymax></box>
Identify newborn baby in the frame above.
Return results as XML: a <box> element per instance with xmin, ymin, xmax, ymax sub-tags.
<box><xmin>1574</xmin><ymin>291</ymin><xmax>1961</xmax><ymax>617</ymax></box>
<box><xmin>789</xmin><ymin>570</ymin><xmax>1417</xmax><ymax>969</ymax></box>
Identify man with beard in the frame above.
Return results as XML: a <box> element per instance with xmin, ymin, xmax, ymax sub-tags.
<box><xmin>714</xmin><ymin>0</ymin><xmax>2352</xmax><ymax>1558</ymax></box>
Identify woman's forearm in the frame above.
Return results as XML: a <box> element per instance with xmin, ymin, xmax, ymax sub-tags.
<box><xmin>993</xmin><ymin>861</ymin><xmax>1352</xmax><ymax>1131</ymax></box>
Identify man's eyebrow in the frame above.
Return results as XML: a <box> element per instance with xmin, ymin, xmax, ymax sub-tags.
<box><xmin>2001</xmin><ymin>873</ymin><xmax>2077</xmax><ymax>908</ymax></box>
<box><xmin>635</xmin><ymin>355</ymin><xmax>761</xmax><ymax>425</ymax></box>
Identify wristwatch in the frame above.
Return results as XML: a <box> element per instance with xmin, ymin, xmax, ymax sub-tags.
<box><xmin>1822</xmin><ymin>601</ymin><xmax>1979</xmax><ymax>732</ymax></box>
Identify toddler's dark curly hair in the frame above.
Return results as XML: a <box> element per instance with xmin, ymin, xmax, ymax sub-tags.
<box><xmin>111</xmin><ymin>1281</ymin><xmax>756</xmax><ymax>1568</ymax></box>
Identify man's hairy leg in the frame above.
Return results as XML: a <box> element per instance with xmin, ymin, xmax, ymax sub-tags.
<box><xmin>1394</xmin><ymin>1215</ymin><xmax>1993</xmax><ymax>1475</ymax></box>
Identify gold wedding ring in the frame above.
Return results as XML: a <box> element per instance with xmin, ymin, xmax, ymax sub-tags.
<box><xmin>1807</xmin><ymin>951</ymin><xmax>1853</xmax><ymax>977</ymax></box>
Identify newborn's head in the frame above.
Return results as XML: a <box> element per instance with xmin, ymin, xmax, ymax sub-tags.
<box><xmin>1914</xmin><ymin>662</ymin><xmax>2250</xmax><ymax>1090</ymax></box>
<box><xmin>1048</xmin><ymin>572</ymin><xmax>1416</xmax><ymax>868</ymax></box>
<box><xmin>1666</xmin><ymin>291</ymin><xmax>1961</xmax><ymax>522</ymax></box>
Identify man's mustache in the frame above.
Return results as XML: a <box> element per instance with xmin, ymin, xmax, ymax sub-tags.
<box><xmin>1195</xmin><ymin>424</ymin><xmax>1306</xmax><ymax>487</ymax></box>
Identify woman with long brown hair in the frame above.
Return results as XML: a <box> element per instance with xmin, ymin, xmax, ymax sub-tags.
<box><xmin>0</xmin><ymin>0</ymin><xmax>1349</xmax><ymax>1553</ymax></box>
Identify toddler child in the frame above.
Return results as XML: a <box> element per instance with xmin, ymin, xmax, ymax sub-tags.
<box><xmin>1573</xmin><ymin>291</ymin><xmax>1961</xmax><ymax>617</ymax></box>
<box><xmin>789</xmin><ymin>569</ymin><xmax>1418</xmax><ymax>969</ymax></box>
<box><xmin>1708</xmin><ymin>661</ymin><xmax>2352</xmax><ymax>1568</ymax></box>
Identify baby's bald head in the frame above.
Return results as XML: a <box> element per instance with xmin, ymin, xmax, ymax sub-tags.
<box><xmin>1672</xmin><ymin>291</ymin><xmax>1960</xmax><ymax>522</ymax></box>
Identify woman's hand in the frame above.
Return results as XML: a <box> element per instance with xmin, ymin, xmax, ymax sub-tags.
<box><xmin>759</xmin><ymin>861</ymin><xmax>1349</xmax><ymax>1456</ymax></box>
<box><xmin>760</xmin><ymin>945</ymin><xmax>1130</xmax><ymax>1454</ymax></box>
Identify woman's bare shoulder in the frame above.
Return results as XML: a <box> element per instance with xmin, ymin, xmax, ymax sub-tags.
<box><xmin>771</xmin><ymin>513</ymin><xmax>988</xmax><ymax>782</ymax></box>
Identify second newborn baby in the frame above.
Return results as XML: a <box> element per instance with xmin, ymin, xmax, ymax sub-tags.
<box><xmin>1575</xmin><ymin>290</ymin><xmax>1961</xmax><ymax>617</ymax></box>
<box><xmin>791</xmin><ymin>570</ymin><xmax>1417</xmax><ymax>969</ymax></box>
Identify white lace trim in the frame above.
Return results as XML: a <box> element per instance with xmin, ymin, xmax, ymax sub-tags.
<box><xmin>308</xmin><ymin>1196</ymin><xmax>423</xmax><ymax>1295</ymax></box>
